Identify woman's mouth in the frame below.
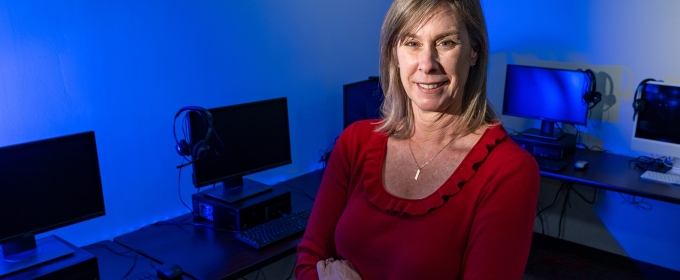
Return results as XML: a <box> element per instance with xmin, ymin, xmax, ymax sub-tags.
<box><xmin>418</xmin><ymin>81</ymin><xmax>447</xmax><ymax>90</ymax></box>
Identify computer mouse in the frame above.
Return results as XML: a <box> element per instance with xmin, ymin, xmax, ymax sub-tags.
<box><xmin>156</xmin><ymin>263</ymin><xmax>183</xmax><ymax>279</ymax></box>
<box><xmin>575</xmin><ymin>160</ymin><xmax>589</xmax><ymax>170</ymax></box>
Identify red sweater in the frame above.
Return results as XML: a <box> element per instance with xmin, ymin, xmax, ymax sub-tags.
<box><xmin>295</xmin><ymin>120</ymin><xmax>539</xmax><ymax>280</ymax></box>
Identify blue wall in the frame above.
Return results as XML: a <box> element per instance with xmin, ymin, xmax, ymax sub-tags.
<box><xmin>0</xmin><ymin>0</ymin><xmax>391</xmax><ymax>246</ymax></box>
<box><xmin>2</xmin><ymin>0</ymin><xmax>678</xmax><ymax>273</ymax></box>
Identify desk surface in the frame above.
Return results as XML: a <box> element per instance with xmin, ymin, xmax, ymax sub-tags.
<box><xmin>113</xmin><ymin>169</ymin><xmax>323</xmax><ymax>280</ymax></box>
<box><xmin>541</xmin><ymin>149</ymin><xmax>680</xmax><ymax>204</ymax></box>
<box><xmin>82</xmin><ymin>240</ymin><xmax>161</xmax><ymax>280</ymax></box>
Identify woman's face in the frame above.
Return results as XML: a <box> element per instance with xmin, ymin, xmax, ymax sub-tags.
<box><xmin>396</xmin><ymin>4</ymin><xmax>478</xmax><ymax>116</ymax></box>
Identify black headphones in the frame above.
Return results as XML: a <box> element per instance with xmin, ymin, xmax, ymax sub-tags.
<box><xmin>582</xmin><ymin>69</ymin><xmax>602</xmax><ymax>109</ymax></box>
<box><xmin>173</xmin><ymin>106</ymin><xmax>214</xmax><ymax>160</ymax></box>
<box><xmin>632</xmin><ymin>78</ymin><xmax>657</xmax><ymax>121</ymax></box>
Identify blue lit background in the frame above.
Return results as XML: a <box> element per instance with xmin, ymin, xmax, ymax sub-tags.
<box><xmin>1</xmin><ymin>0</ymin><xmax>679</xmax><ymax>273</ymax></box>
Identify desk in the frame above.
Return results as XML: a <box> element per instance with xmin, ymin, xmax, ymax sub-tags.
<box><xmin>109</xmin><ymin>152</ymin><xmax>679</xmax><ymax>279</ymax></box>
<box><xmin>540</xmin><ymin>149</ymin><xmax>680</xmax><ymax>204</ymax></box>
<box><xmin>534</xmin><ymin>149</ymin><xmax>680</xmax><ymax>276</ymax></box>
<box><xmin>82</xmin><ymin>240</ymin><xmax>169</xmax><ymax>280</ymax></box>
<box><xmin>113</xmin><ymin>169</ymin><xmax>324</xmax><ymax>280</ymax></box>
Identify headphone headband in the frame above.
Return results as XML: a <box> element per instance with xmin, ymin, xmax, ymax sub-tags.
<box><xmin>632</xmin><ymin>78</ymin><xmax>657</xmax><ymax>121</ymax></box>
<box><xmin>582</xmin><ymin>69</ymin><xmax>601</xmax><ymax>109</ymax></box>
<box><xmin>173</xmin><ymin>106</ymin><xmax>214</xmax><ymax>160</ymax></box>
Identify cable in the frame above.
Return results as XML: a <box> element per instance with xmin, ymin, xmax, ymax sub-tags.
<box><xmin>535</xmin><ymin>203</ymin><xmax>547</xmax><ymax>236</ymax></box>
<box><xmin>286</xmin><ymin>255</ymin><xmax>297</xmax><ymax>280</ymax></box>
<box><xmin>177</xmin><ymin>158</ymin><xmax>193</xmax><ymax>213</ymax></box>
<box><xmin>569</xmin><ymin>123</ymin><xmax>608</xmax><ymax>154</ymax></box>
<box><xmin>629</xmin><ymin>156</ymin><xmax>669</xmax><ymax>172</ymax></box>
<box><xmin>81</xmin><ymin>243</ymin><xmax>155</xmax><ymax>279</ymax></box>
<box><xmin>557</xmin><ymin>185</ymin><xmax>573</xmax><ymax>239</ymax></box>
<box><xmin>283</xmin><ymin>182</ymin><xmax>315</xmax><ymax>202</ymax></box>
<box><xmin>571</xmin><ymin>185</ymin><xmax>597</xmax><ymax>205</ymax></box>
<box><xmin>536</xmin><ymin>181</ymin><xmax>599</xmax><ymax>239</ymax></box>
<box><xmin>536</xmin><ymin>182</ymin><xmax>569</xmax><ymax>236</ymax></box>
<box><xmin>535</xmin><ymin>181</ymin><xmax>568</xmax><ymax>218</ymax></box>
<box><xmin>122</xmin><ymin>249</ymin><xmax>138</xmax><ymax>278</ymax></box>
<box><xmin>318</xmin><ymin>136</ymin><xmax>338</xmax><ymax>169</ymax></box>
<box><xmin>617</xmin><ymin>193</ymin><xmax>652</xmax><ymax>210</ymax></box>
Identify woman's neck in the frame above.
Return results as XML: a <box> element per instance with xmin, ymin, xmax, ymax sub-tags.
<box><xmin>411</xmin><ymin>111</ymin><xmax>463</xmax><ymax>144</ymax></box>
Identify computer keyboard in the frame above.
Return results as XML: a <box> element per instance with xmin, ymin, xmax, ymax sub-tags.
<box><xmin>534</xmin><ymin>157</ymin><xmax>569</xmax><ymax>172</ymax></box>
<box><xmin>235</xmin><ymin>209</ymin><xmax>310</xmax><ymax>249</ymax></box>
<box><xmin>640</xmin><ymin>170</ymin><xmax>680</xmax><ymax>185</ymax></box>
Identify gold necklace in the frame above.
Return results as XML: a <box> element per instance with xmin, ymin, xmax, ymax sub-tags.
<box><xmin>408</xmin><ymin>136</ymin><xmax>456</xmax><ymax>180</ymax></box>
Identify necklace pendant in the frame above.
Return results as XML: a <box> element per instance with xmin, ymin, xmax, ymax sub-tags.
<box><xmin>414</xmin><ymin>169</ymin><xmax>421</xmax><ymax>180</ymax></box>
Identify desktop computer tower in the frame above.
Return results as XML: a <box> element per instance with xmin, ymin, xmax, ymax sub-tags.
<box><xmin>192</xmin><ymin>186</ymin><xmax>292</xmax><ymax>231</ymax></box>
<box><xmin>511</xmin><ymin>133</ymin><xmax>577</xmax><ymax>159</ymax></box>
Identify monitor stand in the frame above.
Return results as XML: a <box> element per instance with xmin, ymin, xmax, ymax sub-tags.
<box><xmin>523</xmin><ymin>120</ymin><xmax>565</xmax><ymax>141</ymax></box>
<box><xmin>0</xmin><ymin>235</ymin><xmax>74</xmax><ymax>277</ymax></box>
<box><xmin>522</xmin><ymin>128</ymin><xmax>564</xmax><ymax>141</ymax></box>
<box><xmin>205</xmin><ymin>178</ymin><xmax>273</xmax><ymax>204</ymax></box>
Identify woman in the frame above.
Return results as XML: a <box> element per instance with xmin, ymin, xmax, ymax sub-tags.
<box><xmin>295</xmin><ymin>0</ymin><xmax>539</xmax><ymax>279</ymax></box>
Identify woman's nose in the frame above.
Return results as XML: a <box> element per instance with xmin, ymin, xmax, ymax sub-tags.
<box><xmin>417</xmin><ymin>46</ymin><xmax>439</xmax><ymax>74</ymax></box>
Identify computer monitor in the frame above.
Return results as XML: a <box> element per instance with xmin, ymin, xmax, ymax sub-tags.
<box><xmin>502</xmin><ymin>64</ymin><xmax>591</xmax><ymax>140</ymax></box>
<box><xmin>343</xmin><ymin>77</ymin><xmax>383</xmax><ymax>128</ymax></box>
<box><xmin>188</xmin><ymin>97</ymin><xmax>292</xmax><ymax>203</ymax></box>
<box><xmin>0</xmin><ymin>131</ymin><xmax>105</xmax><ymax>274</ymax></box>
<box><xmin>631</xmin><ymin>81</ymin><xmax>680</xmax><ymax>172</ymax></box>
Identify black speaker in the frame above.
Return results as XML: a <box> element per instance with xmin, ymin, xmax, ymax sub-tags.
<box><xmin>173</xmin><ymin>106</ymin><xmax>213</xmax><ymax>160</ymax></box>
<box><xmin>632</xmin><ymin>78</ymin><xmax>657</xmax><ymax>121</ymax></box>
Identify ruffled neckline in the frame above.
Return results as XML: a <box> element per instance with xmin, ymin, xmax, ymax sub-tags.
<box><xmin>363</xmin><ymin>125</ymin><xmax>507</xmax><ymax>216</ymax></box>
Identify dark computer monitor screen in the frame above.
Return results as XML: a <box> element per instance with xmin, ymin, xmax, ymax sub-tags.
<box><xmin>343</xmin><ymin>77</ymin><xmax>383</xmax><ymax>128</ymax></box>
<box><xmin>189</xmin><ymin>97</ymin><xmax>292</xmax><ymax>189</ymax></box>
<box><xmin>0</xmin><ymin>131</ymin><xmax>105</xmax><ymax>259</ymax></box>
<box><xmin>502</xmin><ymin>64</ymin><xmax>590</xmax><ymax>139</ymax></box>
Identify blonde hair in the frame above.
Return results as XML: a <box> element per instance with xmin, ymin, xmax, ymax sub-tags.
<box><xmin>376</xmin><ymin>0</ymin><xmax>499</xmax><ymax>139</ymax></box>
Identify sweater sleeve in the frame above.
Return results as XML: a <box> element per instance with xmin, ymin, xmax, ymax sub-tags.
<box><xmin>462</xmin><ymin>146</ymin><xmax>540</xmax><ymax>280</ymax></box>
<box><xmin>294</xmin><ymin>124</ymin><xmax>359</xmax><ymax>280</ymax></box>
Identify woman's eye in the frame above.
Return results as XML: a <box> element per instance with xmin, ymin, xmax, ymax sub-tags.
<box><xmin>440</xmin><ymin>40</ymin><xmax>456</xmax><ymax>47</ymax></box>
<box><xmin>404</xmin><ymin>41</ymin><xmax>419</xmax><ymax>47</ymax></box>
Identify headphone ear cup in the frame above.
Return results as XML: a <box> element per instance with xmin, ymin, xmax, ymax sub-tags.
<box><xmin>593</xmin><ymin>91</ymin><xmax>601</xmax><ymax>103</ymax></box>
<box><xmin>632</xmin><ymin>99</ymin><xmax>645</xmax><ymax>121</ymax></box>
<box><xmin>633</xmin><ymin>99</ymin><xmax>645</xmax><ymax>113</ymax></box>
<box><xmin>192</xmin><ymin>140</ymin><xmax>208</xmax><ymax>159</ymax></box>
<box><xmin>583</xmin><ymin>91</ymin><xmax>602</xmax><ymax>108</ymax></box>
<box><xmin>176</xmin><ymin>139</ymin><xmax>192</xmax><ymax>156</ymax></box>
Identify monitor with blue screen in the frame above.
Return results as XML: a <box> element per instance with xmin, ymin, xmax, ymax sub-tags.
<box><xmin>631</xmin><ymin>81</ymin><xmax>680</xmax><ymax>172</ymax></box>
<box><xmin>502</xmin><ymin>64</ymin><xmax>591</xmax><ymax>140</ymax></box>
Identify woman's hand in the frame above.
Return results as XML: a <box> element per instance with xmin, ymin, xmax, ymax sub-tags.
<box><xmin>316</xmin><ymin>257</ymin><xmax>362</xmax><ymax>280</ymax></box>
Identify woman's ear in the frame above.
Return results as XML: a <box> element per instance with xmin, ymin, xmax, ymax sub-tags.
<box><xmin>469</xmin><ymin>39</ymin><xmax>479</xmax><ymax>67</ymax></box>
<box><xmin>470</xmin><ymin>47</ymin><xmax>478</xmax><ymax>67</ymax></box>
